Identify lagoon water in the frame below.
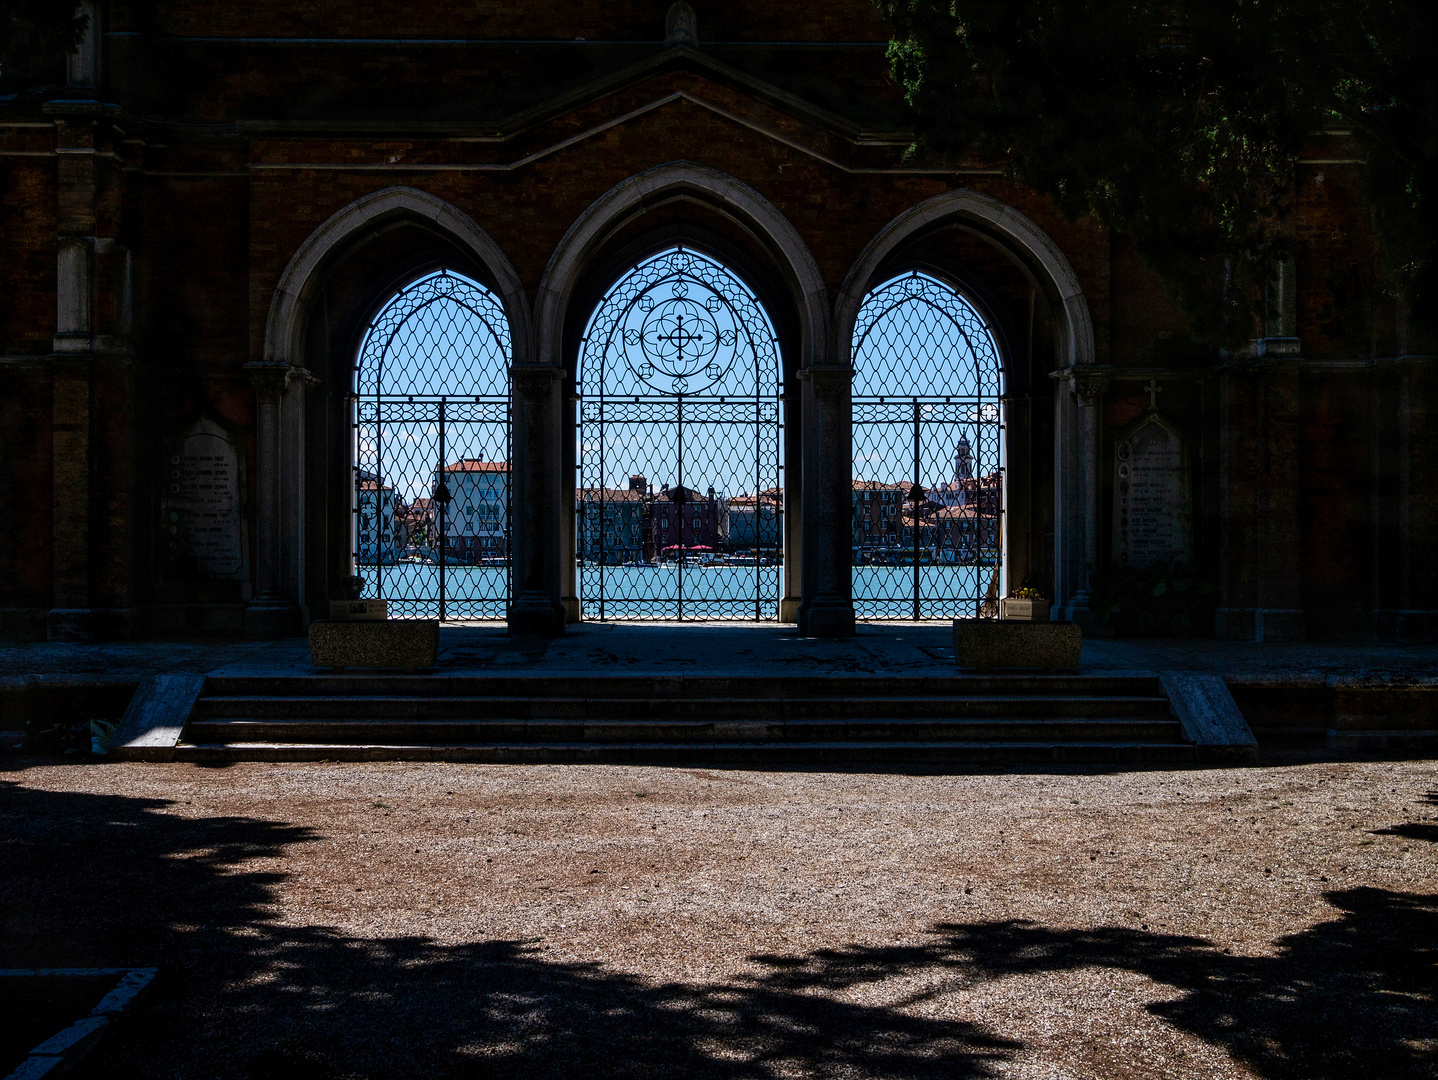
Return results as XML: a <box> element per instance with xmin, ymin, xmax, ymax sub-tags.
<box><xmin>364</xmin><ymin>562</ymin><xmax>997</xmax><ymax>621</ymax></box>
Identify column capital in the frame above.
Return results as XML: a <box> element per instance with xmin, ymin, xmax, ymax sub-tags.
<box><xmin>244</xmin><ymin>361</ymin><xmax>293</xmax><ymax>399</ymax></box>
<box><xmin>1067</xmin><ymin>367</ymin><xmax>1110</xmax><ymax>405</ymax></box>
<box><xmin>511</xmin><ymin>363</ymin><xmax>564</xmax><ymax>394</ymax></box>
<box><xmin>797</xmin><ymin>365</ymin><xmax>852</xmax><ymax>400</ymax></box>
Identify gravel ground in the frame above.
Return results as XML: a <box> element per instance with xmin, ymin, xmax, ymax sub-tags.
<box><xmin>2</xmin><ymin>756</ymin><xmax>1435</xmax><ymax>1080</ymax></box>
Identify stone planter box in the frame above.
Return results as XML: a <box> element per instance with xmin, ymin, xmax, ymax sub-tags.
<box><xmin>952</xmin><ymin>619</ymin><xmax>1081</xmax><ymax>670</ymax></box>
<box><xmin>1000</xmin><ymin>598</ymin><xmax>1049</xmax><ymax>622</ymax></box>
<box><xmin>309</xmin><ymin>619</ymin><xmax>439</xmax><ymax>671</ymax></box>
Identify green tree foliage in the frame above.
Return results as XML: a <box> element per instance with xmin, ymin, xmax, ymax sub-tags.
<box><xmin>880</xmin><ymin>0</ymin><xmax>1435</xmax><ymax>344</ymax></box>
<box><xmin>0</xmin><ymin>1</ymin><xmax>88</xmax><ymax>86</ymax></box>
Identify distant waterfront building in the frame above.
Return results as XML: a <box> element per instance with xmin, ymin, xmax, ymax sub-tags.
<box><xmin>439</xmin><ymin>460</ymin><xmax>509</xmax><ymax>562</ymax></box>
<box><xmin>577</xmin><ymin>484</ymin><xmax>646</xmax><ymax>563</ymax></box>
<box><xmin>727</xmin><ymin>491</ymin><xmax>781</xmax><ymax>550</ymax></box>
<box><xmin>648</xmin><ymin>484</ymin><xmax>729</xmax><ymax>558</ymax></box>
<box><xmin>356</xmin><ymin>471</ymin><xmax>399</xmax><ymax>565</ymax></box>
<box><xmin>397</xmin><ymin>497</ymin><xmax>435</xmax><ymax>554</ymax></box>
<box><xmin>929</xmin><ymin>437</ymin><xmax>976</xmax><ymax>508</ymax></box>
<box><xmin>852</xmin><ymin>480</ymin><xmax>908</xmax><ymax>557</ymax></box>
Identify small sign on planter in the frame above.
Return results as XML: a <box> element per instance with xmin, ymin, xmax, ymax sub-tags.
<box><xmin>328</xmin><ymin>599</ymin><xmax>388</xmax><ymax>621</ymax></box>
<box><xmin>999</xmin><ymin>598</ymin><xmax>1049</xmax><ymax>622</ymax></box>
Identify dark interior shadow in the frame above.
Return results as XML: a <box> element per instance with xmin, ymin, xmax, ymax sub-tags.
<box><xmin>0</xmin><ymin>780</ymin><xmax>1014</xmax><ymax>1079</ymax></box>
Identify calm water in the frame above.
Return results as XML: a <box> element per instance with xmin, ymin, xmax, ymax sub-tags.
<box><xmin>363</xmin><ymin>563</ymin><xmax>999</xmax><ymax>621</ymax></box>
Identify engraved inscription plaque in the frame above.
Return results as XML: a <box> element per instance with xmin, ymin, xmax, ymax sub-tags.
<box><xmin>1112</xmin><ymin>413</ymin><xmax>1191</xmax><ymax>568</ymax></box>
<box><xmin>162</xmin><ymin>417</ymin><xmax>247</xmax><ymax>579</ymax></box>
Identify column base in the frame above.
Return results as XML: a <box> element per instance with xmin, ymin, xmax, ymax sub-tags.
<box><xmin>1214</xmin><ymin>607</ymin><xmax>1305</xmax><ymax>642</ymax></box>
<box><xmin>1387</xmin><ymin>609</ymin><xmax>1438</xmax><ymax>643</ymax></box>
<box><xmin>508</xmin><ymin>595</ymin><xmax>566</xmax><ymax>636</ymax></box>
<box><xmin>561</xmin><ymin>595</ymin><xmax>581</xmax><ymax>624</ymax></box>
<box><xmin>779</xmin><ymin>596</ymin><xmax>801</xmax><ymax>623</ymax></box>
<box><xmin>1055</xmin><ymin>597</ymin><xmax>1100</xmax><ymax>635</ymax></box>
<box><xmin>243</xmin><ymin>600</ymin><xmax>297</xmax><ymax>639</ymax></box>
<box><xmin>797</xmin><ymin>597</ymin><xmax>855</xmax><ymax>638</ymax></box>
<box><xmin>46</xmin><ymin>607</ymin><xmax>140</xmax><ymax>642</ymax></box>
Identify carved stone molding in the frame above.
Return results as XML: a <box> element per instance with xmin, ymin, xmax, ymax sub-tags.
<box><xmin>1069</xmin><ymin>369</ymin><xmax>1110</xmax><ymax>405</ymax></box>
<box><xmin>243</xmin><ymin>360</ymin><xmax>293</xmax><ymax>399</ymax></box>
<box><xmin>799</xmin><ymin>365</ymin><xmax>852</xmax><ymax>400</ymax></box>
<box><xmin>511</xmin><ymin>364</ymin><xmax>564</xmax><ymax>394</ymax></box>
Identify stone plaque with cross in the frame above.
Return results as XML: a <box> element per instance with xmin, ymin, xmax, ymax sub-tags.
<box><xmin>1112</xmin><ymin>396</ymin><xmax>1191</xmax><ymax>569</ymax></box>
<box><xmin>161</xmin><ymin>416</ymin><xmax>248</xmax><ymax>579</ymax></box>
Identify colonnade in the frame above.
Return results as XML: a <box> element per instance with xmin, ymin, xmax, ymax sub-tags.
<box><xmin>248</xmin><ymin>168</ymin><xmax>1101</xmax><ymax>637</ymax></box>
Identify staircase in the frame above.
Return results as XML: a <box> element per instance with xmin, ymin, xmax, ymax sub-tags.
<box><xmin>174</xmin><ymin>673</ymin><xmax>1196</xmax><ymax>764</ymax></box>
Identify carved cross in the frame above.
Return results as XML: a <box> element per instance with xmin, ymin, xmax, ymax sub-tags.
<box><xmin>1144</xmin><ymin>379</ymin><xmax>1162</xmax><ymax>410</ymax></box>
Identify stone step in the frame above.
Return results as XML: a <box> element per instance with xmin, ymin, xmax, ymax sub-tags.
<box><xmin>185</xmin><ymin>716</ymin><xmax>1186</xmax><ymax>745</ymax></box>
<box><xmin>189</xmin><ymin>694</ymin><xmax>1173</xmax><ymax>722</ymax></box>
<box><xmin>170</xmin><ymin>739</ymin><xmax>1199</xmax><ymax>765</ymax></box>
<box><xmin>200</xmin><ymin>674</ymin><xmax>1165</xmax><ymax>699</ymax></box>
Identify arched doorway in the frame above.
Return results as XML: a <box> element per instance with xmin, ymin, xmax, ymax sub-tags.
<box><xmin>353</xmin><ymin>269</ymin><xmax>513</xmax><ymax>619</ymax></box>
<box><xmin>850</xmin><ymin>271</ymin><xmax>1005</xmax><ymax>619</ymax></box>
<box><xmin>575</xmin><ymin>246</ymin><xmax>785</xmax><ymax>620</ymax></box>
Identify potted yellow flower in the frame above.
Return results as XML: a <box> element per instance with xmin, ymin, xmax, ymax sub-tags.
<box><xmin>1001</xmin><ymin>587</ymin><xmax>1049</xmax><ymax>622</ymax></box>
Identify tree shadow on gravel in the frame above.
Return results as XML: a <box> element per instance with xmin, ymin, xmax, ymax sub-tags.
<box><xmin>755</xmin><ymin>886</ymin><xmax>1436</xmax><ymax>1080</ymax></box>
<box><xmin>6</xmin><ymin>777</ymin><xmax>1434</xmax><ymax>1080</ymax></box>
<box><xmin>0</xmin><ymin>779</ymin><xmax>1015</xmax><ymax>1080</ymax></box>
<box><xmin>1372</xmin><ymin>788</ymin><xmax>1438</xmax><ymax>844</ymax></box>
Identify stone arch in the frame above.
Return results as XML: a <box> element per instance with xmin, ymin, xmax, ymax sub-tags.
<box><xmin>251</xmin><ymin>186</ymin><xmax>529</xmax><ymax>634</ymax></box>
<box><xmin>516</xmin><ymin>162</ymin><xmax>837</xmax><ymax>632</ymax></box>
<box><xmin>835</xmin><ymin>189</ymin><xmax>1092</xmax><ymax>371</ymax></box>
<box><xmin>837</xmin><ymin>190</ymin><xmax>1100</xmax><ymax>623</ymax></box>
<box><xmin>264</xmin><ymin>186</ymin><xmax>531</xmax><ymax>369</ymax></box>
<box><xmin>535</xmin><ymin>162</ymin><xmax>827</xmax><ymax>373</ymax></box>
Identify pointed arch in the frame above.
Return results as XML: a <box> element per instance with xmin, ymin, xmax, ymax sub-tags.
<box><xmin>534</xmin><ymin>162</ymin><xmax>827</xmax><ymax>373</ymax></box>
<box><xmin>835</xmin><ymin>189</ymin><xmax>1093</xmax><ymax>372</ymax></box>
<box><xmin>263</xmin><ymin>185</ymin><xmax>531</xmax><ymax>372</ymax></box>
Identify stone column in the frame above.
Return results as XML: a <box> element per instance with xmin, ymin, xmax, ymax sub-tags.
<box><xmin>244</xmin><ymin>361</ymin><xmax>296</xmax><ymax>637</ymax></box>
<box><xmin>796</xmin><ymin>365</ymin><xmax>855</xmax><ymax>637</ymax></box>
<box><xmin>509</xmin><ymin>364</ymin><xmax>565</xmax><ymax>635</ymax></box>
<box><xmin>1058</xmin><ymin>368</ymin><xmax>1108</xmax><ymax>628</ymax></box>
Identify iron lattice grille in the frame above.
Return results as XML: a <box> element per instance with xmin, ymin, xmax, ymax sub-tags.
<box><xmin>353</xmin><ymin>271</ymin><xmax>512</xmax><ymax>620</ymax></box>
<box><xmin>577</xmin><ymin>248</ymin><xmax>784</xmax><ymax>621</ymax></box>
<box><xmin>851</xmin><ymin>271</ymin><xmax>1005</xmax><ymax>620</ymax></box>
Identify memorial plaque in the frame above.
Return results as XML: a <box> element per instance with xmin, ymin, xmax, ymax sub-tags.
<box><xmin>161</xmin><ymin>417</ymin><xmax>247</xmax><ymax>579</ymax></box>
<box><xmin>1112</xmin><ymin>413</ymin><xmax>1191</xmax><ymax>568</ymax></box>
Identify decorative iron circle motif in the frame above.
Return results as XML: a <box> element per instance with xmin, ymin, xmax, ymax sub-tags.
<box><xmin>580</xmin><ymin>248</ymin><xmax>774</xmax><ymax>398</ymax></box>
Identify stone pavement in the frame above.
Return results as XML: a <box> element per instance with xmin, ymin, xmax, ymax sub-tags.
<box><xmin>0</xmin><ymin>622</ymin><xmax>1434</xmax><ymax>683</ymax></box>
